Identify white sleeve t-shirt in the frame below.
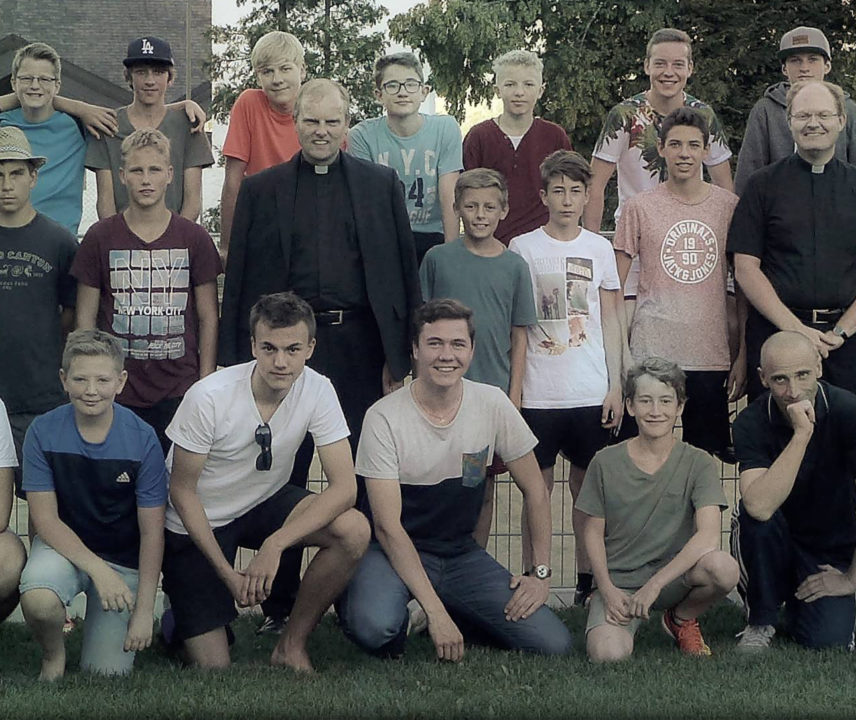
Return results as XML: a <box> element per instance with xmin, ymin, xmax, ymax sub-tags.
<box><xmin>165</xmin><ymin>362</ymin><xmax>349</xmax><ymax>533</ymax></box>
<box><xmin>0</xmin><ymin>399</ymin><xmax>17</xmax><ymax>468</ymax></box>
<box><xmin>509</xmin><ymin>227</ymin><xmax>620</xmax><ymax>409</ymax></box>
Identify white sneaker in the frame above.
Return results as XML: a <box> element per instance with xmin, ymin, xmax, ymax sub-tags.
<box><xmin>736</xmin><ymin>624</ymin><xmax>775</xmax><ymax>652</ymax></box>
<box><xmin>407</xmin><ymin>599</ymin><xmax>428</xmax><ymax>636</ymax></box>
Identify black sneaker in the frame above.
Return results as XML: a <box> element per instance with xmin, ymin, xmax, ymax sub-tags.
<box><xmin>255</xmin><ymin>615</ymin><xmax>287</xmax><ymax>635</ymax></box>
<box><xmin>573</xmin><ymin>586</ymin><xmax>593</xmax><ymax>607</ymax></box>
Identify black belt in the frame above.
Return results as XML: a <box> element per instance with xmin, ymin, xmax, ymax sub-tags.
<box><xmin>790</xmin><ymin>307</ymin><xmax>845</xmax><ymax>324</ymax></box>
<box><xmin>314</xmin><ymin>308</ymin><xmax>370</xmax><ymax>326</ymax></box>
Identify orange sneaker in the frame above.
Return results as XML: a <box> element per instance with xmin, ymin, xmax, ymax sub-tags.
<box><xmin>661</xmin><ymin>609</ymin><xmax>711</xmax><ymax>656</ymax></box>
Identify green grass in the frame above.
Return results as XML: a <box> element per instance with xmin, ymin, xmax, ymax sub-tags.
<box><xmin>1</xmin><ymin>604</ymin><xmax>855</xmax><ymax>719</ymax></box>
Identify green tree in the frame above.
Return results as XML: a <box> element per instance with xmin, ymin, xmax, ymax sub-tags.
<box><xmin>209</xmin><ymin>0</ymin><xmax>388</xmax><ymax>123</ymax></box>
<box><xmin>390</xmin><ymin>0</ymin><xmax>856</xmax><ymax>160</ymax></box>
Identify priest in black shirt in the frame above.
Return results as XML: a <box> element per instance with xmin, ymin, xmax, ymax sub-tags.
<box><xmin>729</xmin><ymin>80</ymin><xmax>856</xmax><ymax>399</ymax></box>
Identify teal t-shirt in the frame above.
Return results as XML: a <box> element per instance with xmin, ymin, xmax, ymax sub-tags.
<box><xmin>348</xmin><ymin>114</ymin><xmax>462</xmax><ymax>234</ymax></box>
<box><xmin>419</xmin><ymin>238</ymin><xmax>536</xmax><ymax>391</ymax></box>
<box><xmin>1</xmin><ymin>109</ymin><xmax>85</xmax><ymax>235</ymax></box>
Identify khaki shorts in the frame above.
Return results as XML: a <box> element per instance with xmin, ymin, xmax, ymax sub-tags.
<box><xmin>585</xmin><ymin>575</ymin><xmax>691</xmax><ymax>637</ymax></box>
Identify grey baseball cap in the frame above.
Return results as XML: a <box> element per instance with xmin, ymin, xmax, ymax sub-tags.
<box><xmin>779</xmin><ymin>26</ymin><xmax>831</xmax><ymax>61</ymax></box>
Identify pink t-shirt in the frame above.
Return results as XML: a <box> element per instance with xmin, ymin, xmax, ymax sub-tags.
<box><xmin>71</xmin><ymin>213</ymin><xmax>223</xmax><ymax>406</ymax></box>
<box><xmin>222</xmin><ymin>89</ymin><xmax>301</xmax><ymax>175</ymax></box>
<box><xmin>614</xmin><ymin>183</ymin><xmax>738</xmax><ymax>371</ymax></box>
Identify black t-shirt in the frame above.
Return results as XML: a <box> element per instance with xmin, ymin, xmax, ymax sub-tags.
<box><xmin>727</xmin><ymin>154</ymin><xmax>856</xmax><ymax>311</ymax></box>
<box><xmin>733</xmin><ymin>381</ymin><xmax>856</xmax><ymax>557</ymax></box>
<box><xmin>0</xmin><ymin>213</ymin><xmax>77</xmax><ymax>414</ymax></box>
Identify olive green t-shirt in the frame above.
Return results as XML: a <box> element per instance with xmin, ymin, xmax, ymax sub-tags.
<box><xmin>577</xmin><ymin>439</ymin><xmax>727</xmax><ymax>587</ymax></box>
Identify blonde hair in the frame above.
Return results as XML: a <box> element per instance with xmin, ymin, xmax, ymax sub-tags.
<box><xmin>251</xmin><ymin>31</ymin><xmax>305</xmax><ymax>70</ymax></box>
<box><xmin>121</xmin><ymin>128</ymin><xmax>172</xmax><ymax>165</ymax></box>
<box><xmin>12</xmin><ymin>42</ymin><xmax>61</xmax><ymax>83</ymax></box>
<box><xmin>492</xmin><ymin>50</ymin><xmax>543</xmax><ymax>82</ymax></box>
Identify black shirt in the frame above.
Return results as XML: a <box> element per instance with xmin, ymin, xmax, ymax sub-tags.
<box><xmin>727</xmin><ymin>154</ymin><xmax>856</xmax><ymax>310</ymax></box>
<box><xmin>288</xmin><ymin>154</ymin><xmax>369</xmax><ymax>311</ymax></box>
<box><xmin>733</xmin><ymin>381</ymin><xmax>856</xmax><ymax>557</ymax></box>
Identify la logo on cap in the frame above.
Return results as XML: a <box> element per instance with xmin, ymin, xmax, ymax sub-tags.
<box><xmin>792</xmin><ymin>34</ymin><xmax>809</xmax><ymax>45</ymax></box>
<box><xmin>141</xmin><ymin>38</ymin><xmax>154</xmax><ymax>55</ymax></box>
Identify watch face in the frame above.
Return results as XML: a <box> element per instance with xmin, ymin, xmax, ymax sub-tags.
<box><xmin>535</xmin><ymin>564</ymin><xmax>551</xmax><ymax>580</ymax></box>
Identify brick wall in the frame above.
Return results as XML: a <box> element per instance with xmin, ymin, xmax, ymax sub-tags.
<box><xmin>0</xmin><ymin>0</ymin><xmax>211</xmax><ymax>105</ymax></box>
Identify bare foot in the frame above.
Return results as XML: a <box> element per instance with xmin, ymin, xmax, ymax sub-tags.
<box><xmin>270</xmin><ymin>643</ymin><xmax>315</xmax><ymax>673</ymax></box>
<box><xmin>39</xmin><ymin>652</ymin><xmax>66</xmax><ymax>682</ymax></box>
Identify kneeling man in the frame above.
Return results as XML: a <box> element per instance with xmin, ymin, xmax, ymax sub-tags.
<box><xmin>579</xmin><ymin>358</ymin><xmax>738</xmax><ymax>661</ymax></box>
<box><xmin>163</xmin><ymin>292</ymin><xmax>369</xmax><ymax>671</ymax></box>
<box><xmin>731</xmin><ymin>331</ymin><xmax>856</xmax><ymax>651</ymax></box>
<box><xmin>340</xmin><ymin>299</ymin><xmax>572</xmax><ymax>660</ymax></box>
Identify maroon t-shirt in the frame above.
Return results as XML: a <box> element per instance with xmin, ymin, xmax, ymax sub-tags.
<box><xmin>463</xmin><ymin>117</ymin><xmax>571</xmax><ymax>245</ymax></box>
<box><xmin>71</xmin><ymin>212</ymin><xmax>222</xmax><ymax>407</ymax></box>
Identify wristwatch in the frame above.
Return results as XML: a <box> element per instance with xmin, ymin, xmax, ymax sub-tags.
<box><xmin>530</xmin><ymin>564</ymin><xmax>552</xmax><ymax>580</ymax></box>
<box><xmin>833</xmin><ymin>324</ymin><xmax>850</xmax><ymax>341</ymax></box>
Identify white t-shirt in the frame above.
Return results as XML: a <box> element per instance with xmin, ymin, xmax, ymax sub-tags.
<box><xmin>509</xmin><ymin>227</ymin><xmax>620</xmax><ymax>409</ymax></box>
<box><xmin>165</xmin><ymin>362</ymin><xmax>349</xmax><ymax>533</ymax></box>
<box><xmin>0</xmin><ymin>399</ymin><xmax>17</xmax><ymax>468</ymax></box>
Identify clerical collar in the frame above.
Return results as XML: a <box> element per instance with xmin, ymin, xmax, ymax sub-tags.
<box><xmin>300</xmin><ymin>152</ymin><xmax>342</xmax><ymax>175</ymax></box>
<box><xmin>811</xmin><ymin>164</ymin><xmax>825</xmax><ymax>174</ymax></box>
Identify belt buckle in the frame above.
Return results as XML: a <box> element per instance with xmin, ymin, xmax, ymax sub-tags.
<box><xmin>330</xmin><ymin>310</ymin><xmax>344</xmax><ymax>326</ymax></box>
<box><xmin>811</xmin><ymin>309</ymin><xmax>832</xmax><ymax>324</ymax></box>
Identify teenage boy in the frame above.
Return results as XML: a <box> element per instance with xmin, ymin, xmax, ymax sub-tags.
<box><xmin>339</xmin><ymin>299</ymin><xmax>572</xmax><ymax>660</ymax></box>
<box><xmin>350</xmin><ymin>52</ymin><xmax>463</xmax><ymax>264</ymax></box>
<box><xmin>735</xmin><ymin>26</ymin><xmax>856</xmax><ymax>196</ymax></box>
<box><xmin>614</xmin><ymin>108</ymin><xmax>743</xmax><ymax>460</ymax></box>
<box><xmin>509</xmin><ymin>150</ymin><xmax>623</xmax><ymax>606</ymax></box>
<box><xmin>73</xmin><ymin>129</ymin><xmax>222</xmax><ymax>454</ymax></box>
<box><xmin>0</xmin><ymin>399</ymin><xmax>26</xmax><ymax>623</ymax></box>
<box><xmin>20</xmin><ymin>329</ymin><xmax>168</xmax><ymax>679</ymax></box>
<box><xmin>585</xmin><ymin>28</ymin><xmax>732</xmax><ymax>324</ymax></box>
<box><xmin>420</xmin><ymin>168</ymin><xmax>536</xmax><ymax>544</ymax></box>
<box><xmin>164</xmin><ymin>292</ymin><xmax>370</xmax><ymax>672</ymax></box>
<box><xmin>463</xmin><ymin>50</ymin><xmax>571</xmax><ymax>245</ymax></box>
<box><xmin>578</xmin><ymin>358</ymin><xmax>738</xmax><ymax>661</ymax></box>
<box><xmin>86</xmin><ymin>36</ymin><xmax>214</xmax><ymax>221</ymax></box>
<box><xmin>0</xmin><ymin>43</ymin><xmax>86</xmax><ymax>235</ymax></box>
<box><xmin>220</xmin><ymin>31</ymin><xmax>306</xmax><ymax>260</ymax></box>
<box><xmin>0</xmin><ymin>127</ymin><xmax>77</xmax><ymax>510</ymax></box>
<box><xmin>731</xmin><ymin>332</ymin><xmax>856</xmax><ymax>651</ymax></box>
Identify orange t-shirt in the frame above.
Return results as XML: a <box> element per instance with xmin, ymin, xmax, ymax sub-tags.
<box><xmin>222</xmin><ymin>89</ymin><xmax>301</xmax><ymax>175</ymax></box>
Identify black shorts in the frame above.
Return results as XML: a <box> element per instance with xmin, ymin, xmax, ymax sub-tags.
<box><xmin>682</xmin><ymin>370</ymin><xmax>730</xmax><ymax>456</ymax></box>
<box><xmin>521</xmin><ymin>406</ymin><xmax>608</xmax><ymax>470</ymax></box>
<box><xmin>162</xmin><ymin>483</ymin><xmax>312</xmax><ymax>641</ymax></box>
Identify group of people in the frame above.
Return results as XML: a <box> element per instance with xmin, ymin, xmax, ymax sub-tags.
<box><xmin>0</xmin><ymin>20</ymin><xmax>855</xmax><ymax>681</ymax></box>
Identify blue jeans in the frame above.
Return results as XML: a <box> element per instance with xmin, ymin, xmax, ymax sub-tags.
<box><xmin>339</xmin><ymin>544</ymin><xmax>572</xmax><ymax>657</ymax></box>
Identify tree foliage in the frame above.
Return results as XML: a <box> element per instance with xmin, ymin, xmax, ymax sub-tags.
<box><xmin>209</xmin><ymin>0</ymin><xmax>388</xmax><ymax>123</ymax></box>
<box><xmin>390</xmin><ymin>0</ymin><xmax>856</xmax><ymax>160</ymax></box>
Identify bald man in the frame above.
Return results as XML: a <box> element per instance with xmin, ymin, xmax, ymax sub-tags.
<box><xmin>730</xmin><ymin>331</ymin><xmax>856</xmax><ymax>652</ymax></box>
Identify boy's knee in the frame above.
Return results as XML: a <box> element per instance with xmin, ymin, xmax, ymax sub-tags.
<box><xmin>343</xmin><ymin>600</ymin><xmax>407</xmax><ymax>654</ymax></box>
<box><xmin>697</xmin><ymin>550</ymin><xmax>740</xmax><ymax>592</ymax></box>
<box><xmin>586</xmin><ymin>627</ymin><xmax>632</xmax><ymax>663</ymax></box>
<box><xmin>20</xmin><ymin>588</ymin><xmax>64</xmax><ymax>621</ymax></box>
<box><xmin>535</xmin><ymin>624</ymin><xmax>573</xmax><ymax>656</ymax></box>
<box><xmin>329</xmin><ymin>510</ymin><xmax>370</xmax><ymax>559</ymax></box>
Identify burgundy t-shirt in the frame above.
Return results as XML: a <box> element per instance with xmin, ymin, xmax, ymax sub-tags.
<box><xmin>463</xmin><ymin>117</ymin><xmax>571</xmax><ymax>245</ymax></box>
<box><xmin>71</xmin><ymin>212</ymin><xmax>222</xmax><ymax>407</ymax></box>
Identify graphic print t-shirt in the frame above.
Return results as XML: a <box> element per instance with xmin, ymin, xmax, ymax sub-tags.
<box><xmin>509</xmin><ymin>227</ymin><xmax>620</xmax><ymax>408</ymax></box>
<box><xmin>71</xmin><ymin>213</ymin><xmax>222</xmax><ymax>407</ymax></box>
<box><xmin>614</xmin><ymin>183</ymin><xmax>738</xmax><ymax>370</ymax></box>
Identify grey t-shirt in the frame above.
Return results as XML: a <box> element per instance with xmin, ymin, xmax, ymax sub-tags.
<box><xmin>85</xmin><ymin>107</ymin><xmax>214</xmax><ymax>213</ymax></box>
<box><xmin>577</xmin><ymin>439</ymin><xmax>727</xmax><ymax>587</ymax></box>
<box><xmin>419</xmin><ymin>239</ymin><xmax>536</xmax><ymax>391</ymax></box>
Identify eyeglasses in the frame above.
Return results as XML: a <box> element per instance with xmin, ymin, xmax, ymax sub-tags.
<box><xmin>255</xmin><ymin>423</ymin><xmax>272</xmax><ymax>471</ymax></box>
<box><xmin>381</xmin><ymin>79</ymin><xmax>422</xmax><ymax>94</ymax></box>
<box><xmin>15</xmin><ymin>75</ymin><xmax>57</xmax><ymax>86</ymax></box>
<box><xmin>789</xmin><ymin>111</ymin><xmax>840</xmax><ymax>123</ymax></box>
